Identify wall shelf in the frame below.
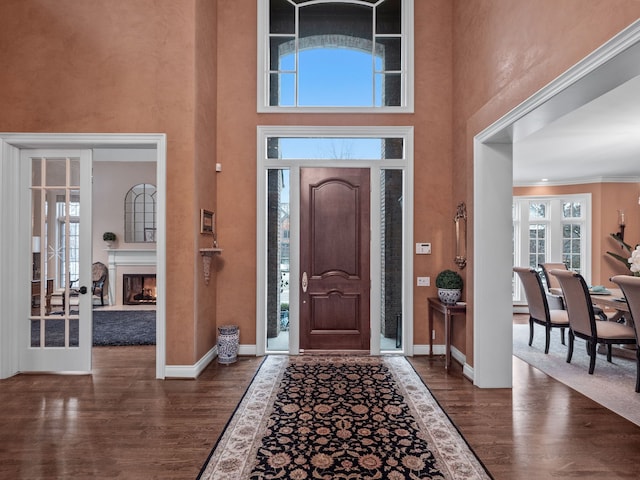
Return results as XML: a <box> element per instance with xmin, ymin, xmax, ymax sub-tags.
<box><xmin>199</xmin><ymin>248</ymin><xmax>222</xmax><ymax>285</ymax></box>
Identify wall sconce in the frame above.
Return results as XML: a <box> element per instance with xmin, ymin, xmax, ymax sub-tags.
<box><xmin>454</xmin><ymin>202</ymin><xmax>467</xmax><ymax>269</ymax></box>
<box><xmin>617</xmin><ymin>209</ymin><xmax>626</xmax><ymax>242</ymax></box>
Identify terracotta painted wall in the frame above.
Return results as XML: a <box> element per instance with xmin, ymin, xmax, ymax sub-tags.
<box><xmin>194</xmin><ymin>0</ymin><xmax>219</xmax><ymax>361</ymax></box>
<box><xmin>514</xmin><ymin>183</ymin><xmax>640</xmax><ymax>287</ymax></box>
<box><xmin>6</xmin><ymin>0</ymin><xmax>638</xmax><ymax>370</ymax></box>
<box><xmin>215</xmin><ymin>0</ymin><xmax>454</xmax><ymax>348</ymax></box>
<box><xmin>0</xmin><ymin>0</ymin><xmax>212</xmax><ymax>365</ymax></box>
<box><xmin>453</xmin><ymin>0</ymin><xmax>640</xmax><ymax>364</ymax></box>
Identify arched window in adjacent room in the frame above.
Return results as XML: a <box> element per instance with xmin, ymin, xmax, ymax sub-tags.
<box><xmin>124</xmin><ymin>183</ymin><xmax>157</xmax><ymax>243</ymax></box>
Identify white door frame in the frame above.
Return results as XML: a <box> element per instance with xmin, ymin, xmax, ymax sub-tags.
<box><xmin>0</xmin><ymin>133</ymin><xmax>167</xmax><ymax>379</ymax></box>
<box><xmin>18</xmin><ymin>149</ymin><xmax>94</xmax><ymax>372</ymax></box>
<box><xmin>256</xmin><ymin>126</ymin><xmax>414</xmax><ymax>356</ymax></box>
<box><xmin>473</xmin><ymin>20</ymin><xmax>640</xmax><ymax>388</ymax></box>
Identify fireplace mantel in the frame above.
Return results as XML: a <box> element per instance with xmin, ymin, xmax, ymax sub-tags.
<box><xmin>107</xmin><ymin>249</ymin><xmax>156</xmax><ymax>305</ymax></box>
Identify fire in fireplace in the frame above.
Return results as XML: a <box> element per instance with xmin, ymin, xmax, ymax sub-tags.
<box><xmin>123</xmin><ymin>274</ymin><xmax>157</xmax><ymax>305</ymax></box>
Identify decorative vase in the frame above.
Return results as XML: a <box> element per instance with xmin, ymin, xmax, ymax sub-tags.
<box><xmin>217</xmin><ymin>325</ymin><xmax>240</xmax><ymax>364</ymax></box>
<box><xmin>105</xmin><ymin>241</ymin><xmax>113</xmax><ymax>248</ymax></box>
<box><xmin>438</xmin><ymin>288</ymin><xmax>461</xmax><ymax>305</ymax></box>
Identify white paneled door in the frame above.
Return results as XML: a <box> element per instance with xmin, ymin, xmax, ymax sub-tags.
<box><xmin>20</xmin><ymin>150</ymin><xmax>93</xmax><ymax>373</ymax></box>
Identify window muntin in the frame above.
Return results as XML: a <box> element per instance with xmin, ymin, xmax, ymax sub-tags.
<box><xmin>259</xmin><ymin>0</ymin><xmax>413</xmax><ymax>112</ymax></box>
<box><xmin>266</xmin><ymin>137</ymin><xmax>404</xmax><ymax>160</ymax></box>
<box><xmin>562</xmin><ymin>223</ymin><xmax>582</xmax><ymax>272</ymax></box>
<box><xmin>562</xmin><ymin>201</ymin><xmax>583</xmax><ymax>272</ymax></box>
<box><xmin>528</xmin><ymin>224</ymin><xmax>547</xmax><ymax>270</ymax></box>
<box><xmin>124</xmin><ymin>184</ymin><xmax>157</xmax><ymax>243</ymax></box>
<box><xmin>513</xmin><ymin>194</ymin><xmax>591</xmax><ymax>302</ymax></box>
<box><xmin>56</xmin><ymin>195</ymin><xmax>80</xmax><ymax>288</ymax></box>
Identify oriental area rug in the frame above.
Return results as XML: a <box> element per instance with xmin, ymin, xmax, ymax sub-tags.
<box><xmin>198</xmin><ymin>355</ymin><xmax>491</xmax><ymax>480</ymax></box>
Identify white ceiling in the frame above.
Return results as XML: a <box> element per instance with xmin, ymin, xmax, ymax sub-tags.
<box><xmin>513</xmin><ymin>74</ymin><xmax>640</xmax><ymax>186</ymax></box>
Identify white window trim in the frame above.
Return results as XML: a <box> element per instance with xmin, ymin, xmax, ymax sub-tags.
<box><xmin>513</xmin><ymin>193</ymin><xmax>592</xmax><ymax>305</ymax></box>
<box><xmin>256</xmin><ymin>0</ymin><xmax>414</xmax><ymax>113</ymax></box>
<box><xmin>256</xmin><ymin>125</ymin><xmax>414</xmax><ymax>356</ymax></box>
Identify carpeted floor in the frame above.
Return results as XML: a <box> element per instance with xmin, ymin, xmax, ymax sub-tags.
<box><xmin>31</xmin><ymin>310</ymin><xmax>156</xmax><ymax>347</ymax></box>
<box><xmin>198</xmin><ymin>355</ymin><xmax>491</xmax><ymax>480</ymax></box>
<box><xmin>513</xmin><ymin>323</ymin><xmax>640</xmax><ymax>426</ymax></box>
<box><xmin>93</xmin><ymin>310</ymin><xmax>156</xmax><ymax>346</ymax></box>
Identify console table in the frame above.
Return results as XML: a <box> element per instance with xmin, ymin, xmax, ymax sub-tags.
<box><xmin>428</xmin><ymin>297</ymin><xmax>466</xmax><ymax>370</ymax></box>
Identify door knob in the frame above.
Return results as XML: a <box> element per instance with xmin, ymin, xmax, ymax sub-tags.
<box><xmin>302</xmin><ymin>272</ymin><xmax>308</xmax><ymax>293</ymax></box>
<box><xmin>79</xmin><ymin>286</ymin><xmax>88</xmax><ymax>294</ymax></box>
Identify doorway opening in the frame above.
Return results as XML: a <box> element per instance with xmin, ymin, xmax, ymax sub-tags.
<box><xmin>473</xmin><ymin>21</ymin><xmax>640</xmax><ymax>388</ymax></box>
<box><xmin>0</xmin><ymin>133</ymin><xmax>167</xmax><ymax>380</ymax></box>
<box><xmin>256</xmin><ymin>126</ymin><xmax>414</xmax><ymax>356</ymax></box>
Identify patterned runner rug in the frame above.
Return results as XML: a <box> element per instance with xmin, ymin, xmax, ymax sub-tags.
<box><xmin>198</xmin><ymin>356</ymin><xmax>491</xmax><ymax>479</ymax></box>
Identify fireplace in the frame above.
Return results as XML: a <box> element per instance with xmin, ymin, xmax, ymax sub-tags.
<box><xmin>123</xmin><ymin>274</ymin><xmax>157</xmax><ymax>305</ymax></box>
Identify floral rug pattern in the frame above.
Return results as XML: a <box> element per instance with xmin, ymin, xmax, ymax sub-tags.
<box><xmin>198</xmin><ymin>356</ymin><xmax>490</xmax><ymax>480</ymax></box>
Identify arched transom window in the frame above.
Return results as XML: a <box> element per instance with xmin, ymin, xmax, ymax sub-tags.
<box><xmin>258</xmin><ymin>0</ymin><xmax>414</xmax><ymax>112</ymax></box>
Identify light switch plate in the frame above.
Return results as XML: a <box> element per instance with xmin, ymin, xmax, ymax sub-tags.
<box><xmin>416</xmin><ymin>243</ymin><xmax>431</xmax><ymax>254</ymax></box>
<box><xmin>417</xmin><ymin>276</ymin><xmax>430</xmax><ymax>286</ymax></box>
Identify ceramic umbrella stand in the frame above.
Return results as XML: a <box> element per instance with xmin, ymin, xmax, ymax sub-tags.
<box><xmin>217</xmin><ymin>325</ymin><xmax>240</xmax><ymax>364</ymax></box>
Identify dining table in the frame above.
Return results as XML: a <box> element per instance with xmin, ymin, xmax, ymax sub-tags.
<box><xmin>588</xmin><ymin>287</ymin><xmax>629</xmax><ymax>322</ymax></box>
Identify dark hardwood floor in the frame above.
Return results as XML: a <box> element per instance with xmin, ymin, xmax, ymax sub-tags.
<box><xmin>1</xmin><ymin>344</ymin><xmax>640</xmax><ymax>479</ymax></box>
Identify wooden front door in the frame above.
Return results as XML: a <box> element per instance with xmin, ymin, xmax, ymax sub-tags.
<box><xmin>299</xmin><ymin>168</ymin><xmax>370</xmax><ymax>351</ymax></box>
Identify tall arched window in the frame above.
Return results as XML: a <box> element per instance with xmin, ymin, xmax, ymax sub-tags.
<box><xmin>258</xmin><ymin>0</ymin><xmax>414</xmax><ymax>112</ymax></box>
<box><xmin>124</xmin><ymin>184</ymin><xmax>157</xmax><ymax>243</ymax></box>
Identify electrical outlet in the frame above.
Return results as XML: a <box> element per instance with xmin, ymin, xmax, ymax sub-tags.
<box><xmin>417</xmin><ymin>276</ymin><xmax>430</xmax><ymax>286</ymax></box>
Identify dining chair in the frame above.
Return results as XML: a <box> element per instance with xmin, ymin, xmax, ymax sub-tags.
<box><xmin>539</xmin><ymin>262</ymin><xmax>568</xmax><ymax>300</ymax></box>
<box><xmin>550</xmin><ymin>269</ymin><xmax>636</xmax><ymax>374</ymax></box>
<box><xmin>540</xmin><ymin>262</ymin><xmax>608</xmax><ymax>321</ymax></box>
<box><xmin>514</xmin><ymin>267</ymin><xmax>569</xmax><ymax>353</ymax></box>
<box><xmin>610</xmin><ymin>275</ymin><xmax>640</xmax><ymax>392</ymax></box>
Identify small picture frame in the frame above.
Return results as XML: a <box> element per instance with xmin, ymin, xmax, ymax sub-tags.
<box><xmin>200</xmin><ymin>209</ymin><xmax>215</xmax><ymax>235</ymax></box>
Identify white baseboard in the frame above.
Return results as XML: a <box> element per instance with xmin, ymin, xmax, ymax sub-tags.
<box><xmin>164</xmin><ymin>343</ymin><xmax>257</xmax><ymax>379</ymax></box>
<box><xmin>451</xmin><ymin>345</ymin><xmax>465</xmax><ymax>366</ymax></box>
<box><xmin>164</xmin><ymin>344</ymin><xmax>474</xmax><ymax>380</ymax></box>
<box><xmin>413</xmin><ymin>344</ymin><xmax>444</xmax><ymax>355</ymax></box>
<box><xmin>238</xmin><ymin>344</ymin><xmax>257</xmax><ymax>356</ymax></box>
<box><xmin>164</xmin><ymin>345</ymin><xmax>217</xmax><ymax>378</ymax></box>
<box><xmin>462</xmin><ymin>362</ymin><xmax>474</xmax><ymax>381</ymax></box>
<box><xmin>414</xmin><ymin>344</ymin><xmax>474</xmax><ymax>382</ymax></box>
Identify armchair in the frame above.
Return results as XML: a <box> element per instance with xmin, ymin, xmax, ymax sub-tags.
<box><xmin>92</xmin><ymin>262</ymin><xmax>108</xmax><ymax>306</ymax></box>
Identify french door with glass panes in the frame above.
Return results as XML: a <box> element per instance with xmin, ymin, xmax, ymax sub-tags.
<box><xmin>20</xmin><ymin>150</ymin><xmax>93</xmax><ymax>373</ymax></box>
